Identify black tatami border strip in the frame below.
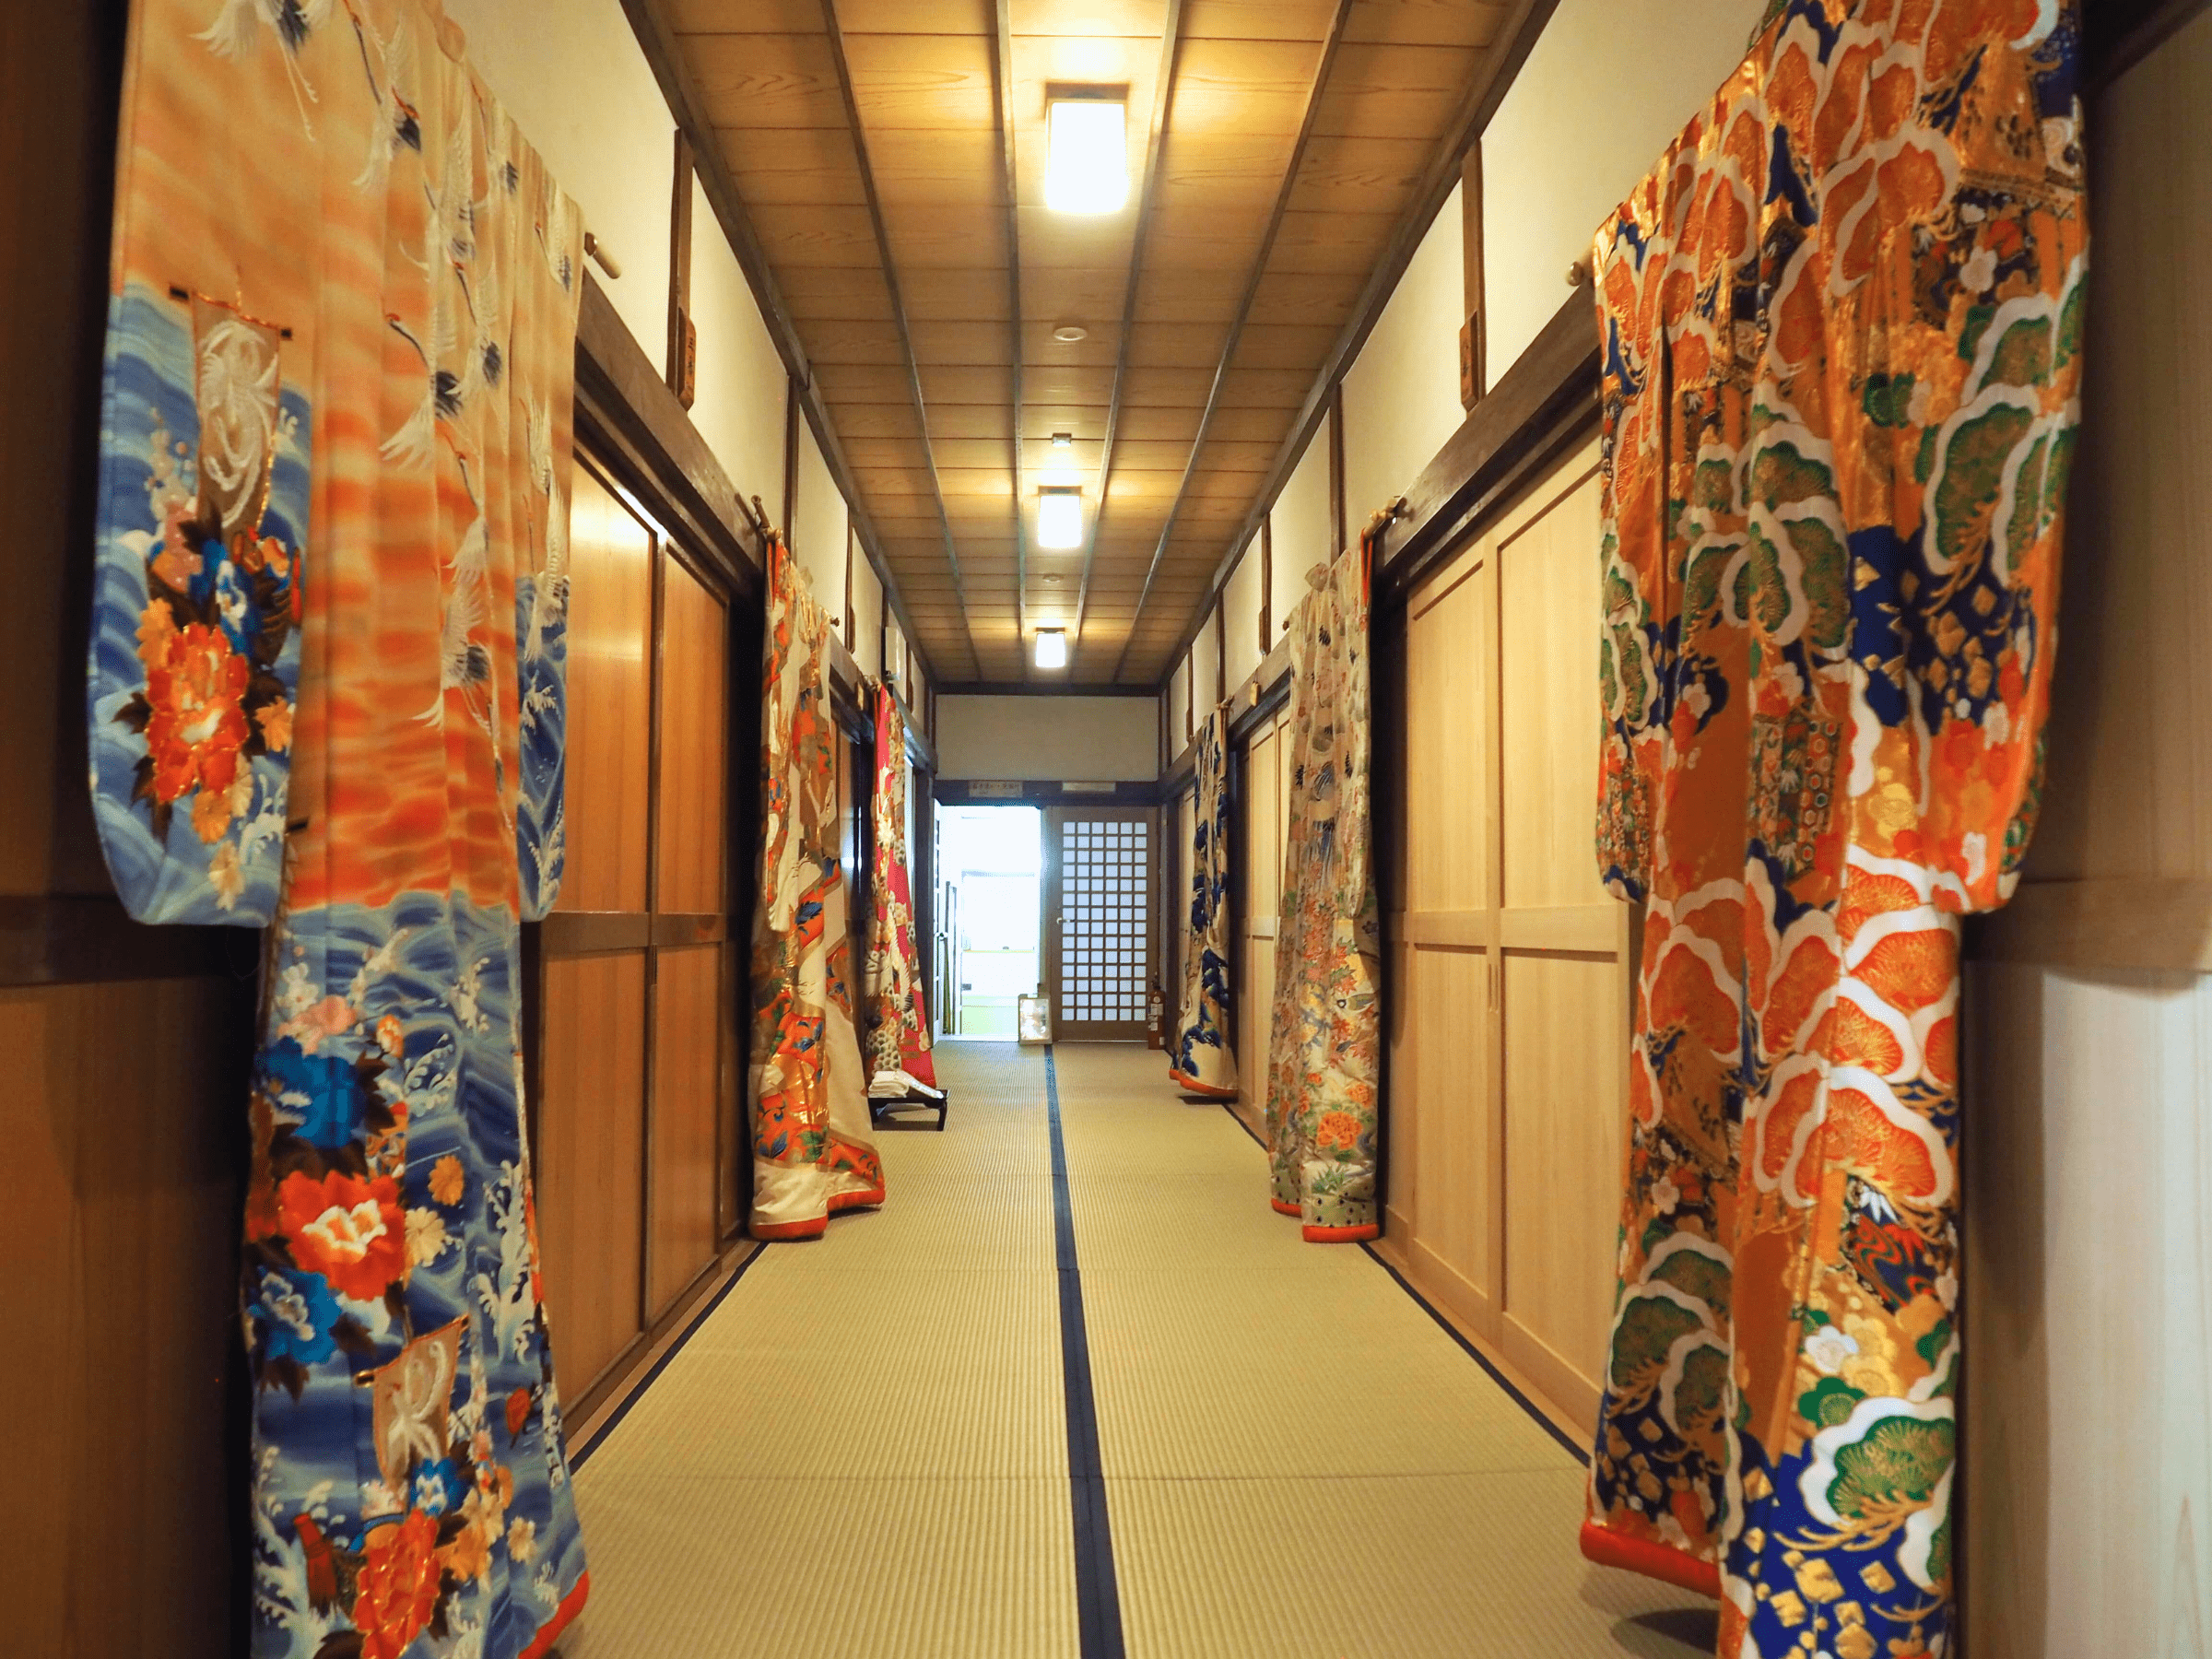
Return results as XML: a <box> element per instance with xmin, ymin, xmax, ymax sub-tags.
<box><xmin>570</xmin><ymin>1244</ymin><xmax>768</xmax><ymax>1475</ymax></box>
<box><xmin>1046</xmin><ymin>1047</ymin><xmax>1128</xmax><ymax>1659</ymax></box>
<box><xmin>1214</xmin><ymin>1101</ymin><xmax>1590</xmax><ymax>1467</ymax></box>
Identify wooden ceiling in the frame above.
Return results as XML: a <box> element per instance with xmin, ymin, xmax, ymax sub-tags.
<box><xmin>648</xmin><ymin>0</ymin><xmax>1524</xmax><ymax>686</ymax></box>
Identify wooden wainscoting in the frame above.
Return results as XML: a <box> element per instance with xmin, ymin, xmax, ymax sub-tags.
<box><xmin>1378</xmin><ymin>441</ymin><xmax>1630</xmax><ymax>1436</ymax></box>
<box><xmin>1956</xmin><ymin>13</ymin><xmax>2212</xmax><ymax>1650</ymax></box>
<box><xmin>532</xmin><ymin>455</ymin><xmax>745</xmax><ymax>1431</ymax></box>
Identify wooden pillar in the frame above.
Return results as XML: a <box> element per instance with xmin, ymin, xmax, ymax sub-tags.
<box><xmin>666</xmin><ymin>130</ymin><xmax>697</xmax><ymax>408</ymax></box>
<box><xmin>1258</xmin><ymin>514</ymin><xmax>1273</xmax><ymax>653</ymax></box>
<box><xmin>1328</xmin><ymin>383</ymin><xmax>1347</xmax><ymax>556</ymax></box>
<box><xmin>781</xmin><ymin>374</ymin><xmax>800</xmax><ymax>541</ymax></box>
<box><xmin>1459</xmin><ymin>140</ymin><xmax>1486</xmax><ymax>411</ymax></box>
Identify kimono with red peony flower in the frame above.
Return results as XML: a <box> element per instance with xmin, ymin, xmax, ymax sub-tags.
<box><xmin>1578</xmin><ymin>4</ymin><xmax>2086</xmax><ymax>1656</ymax></box>
<box><xmin>88</xmin><ymin>2</ymin><xmax>590</xmax><ymax>1654</ymax></box>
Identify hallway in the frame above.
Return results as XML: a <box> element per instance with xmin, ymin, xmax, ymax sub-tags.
<box><xmin>561</xmin><ymin>1041</ymin><xmax>1712</xmax><ymax>1658</ymax></box>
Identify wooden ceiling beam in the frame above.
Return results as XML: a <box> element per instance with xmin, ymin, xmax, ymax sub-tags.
<box><xmin>1146</xmin><ymin>0</ymin><xmax>1564</xmax><ymax>687</ymax></box>
<box><xmin>991</xmin><ymin>0</ymin><xmax>1030</xmax><ymax>680</ymax></box>
<box><xmin>818</xmin><ymin>0</ymin><xmax>985</xmax><ymax>679</ymax></box>
<box><xmin>1068</xmin><ymin>0</ymin><xmax>1185</xmax><ymax>683</ymax></box>
<box><xmin>617</xmin><ymin>0</ymin><xmax>945</xmax><ymax>679</ymax></box>
<box><xmin>1110</xmin><ymin>0</ymin><xmax>1356</xmax><ymax>682</ymax></box>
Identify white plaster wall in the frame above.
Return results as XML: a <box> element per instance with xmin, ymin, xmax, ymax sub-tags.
<box><xmin>1481</xmin><ymin>0</ymin><xmax>1766</xmax><ymax>378</ymax></box>
<box><xmin>687</xmin><ymin>175</ymin><xmax>788</xmax><ymax>510</ymax></box>
<box><xmin>1188</xmin><ymin>594</ymin><xmax>1221</xmax><ymax>720</ymax></box>
<box><xmin>1220</xmin><ymin>534</ymin><xmax>1264</xmax><ymax>691</ymax></box>
<box><xmin>850</xmin><ymin>553</ymin><xmax>883</xmax><ymax>677</ymax></box>
<box><xmin>441</xmin><ymin>0</ymin><xmax>673</xmax><ymax>368</ymax></box>
<box><xmin>1272</xmin><ymin>407</ymin><xmax>1336</xmax><ymax>597</ymax></box>
<box><xmin>937</xmin><ymin>696</ymin><xmax>1160</xmax><ymax>782</ymax></box>
<box><xmin>1342</xmin><ymin>183</ymin><xmax>1465</xmax><ymax>529</ymax></box>
<box><xmin>1169</xmin><ymin>660</ymin><xmax>1190</xmax><ymax>751</ymax></box>
<box><xmin>793</xmin><ymin>419</ymin><xmax>849</xmax><ymax>620</ymax></box>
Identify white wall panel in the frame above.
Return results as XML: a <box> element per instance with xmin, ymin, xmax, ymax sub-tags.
<box><xmin>1272</xmin><ymin>408</ymin><xmax>1336</xmax><ymax>594</ymax></box>
<box><xmin>1342</xmin><ymin>183</ymin><xmax>1465</xmax><ymax>531</ymax></box>
<box><xmin>687</xmin><ymin>177</ymin><xmax>787</xmax><ymax>509</ymax></box>
<box><xmin>937</xmin><ymin>696</ymin><xmax>1159</xmax><ymax>782</ymax></box>
<box><xmin>443</xmin><ymin>0</ymin><xmax>673</xmax><ymax>367</ymax></box>
<box><xmin>1221</xmin><ymin>535</ymin><xmax>1263</xmax><ymax>694</ymax></box>
<box><xmin>1481</xmin><ymin>0</ymin><xmax>1765</xmax><ymax>378</ymax></box>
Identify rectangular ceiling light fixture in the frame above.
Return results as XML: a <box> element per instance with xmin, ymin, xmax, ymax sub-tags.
<box><xmin>1045</xmin><ymin>96</ymin><xmax>1129</xmax><ymax>214</ymax></box>
<box><xmin>1037</xmin><ymin>486</ymin><xmax>1085</xmax><ymax>550</ymax></box>
<box><xmin>1034</xmin><ymin>628</ymin><xmax>1069</xmax><ymax>669</ymax></box>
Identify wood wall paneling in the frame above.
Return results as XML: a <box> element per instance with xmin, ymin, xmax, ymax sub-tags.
<box><xmin>538</xmin><ymin>952</ymin><xmax>649</xmax><ymax>1396</ymax></box>
<box><xmin>656</xmin><ymin>556</ymin><xmax>732</xmax><ymax>914</ymax></box>
<box><xmin>648</xmin><ymin>944</ymin><xmax>724</xmax><ymax>1318</ymax></box>
<box><xmin>1500</xmin><ymin>950</ymin><xmax>1621</xmax><ymax>1425</ymax></box>
<box><xmin>563</xmin><ymin>467</ymin><xmax>657</xmax><ymax>914</ymax></box>
<box><xmin>1380</xmin><ymin>440</ymin><xmax>1628</xmax><ymax>1437</ymax></box>
<box><xmin>1497</xmin><ymin>461</ymin><xmax>1607</xmax><ymax>910</ymax></box>
<box><xmin>1959</xmin><ymin>17</ymin><xmax>2212</xmax><ymax>1646</ymax></box>
<box><xmin>1</xmin><ymin>978</ymin><xmax>254</xmax><ymax>1659</ymax></box>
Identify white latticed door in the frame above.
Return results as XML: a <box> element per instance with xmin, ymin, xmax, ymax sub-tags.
<box><xmin>1045</xmin><ymin>806</ymin><xmax>1155</xmax><ymax>1041</ymax></box>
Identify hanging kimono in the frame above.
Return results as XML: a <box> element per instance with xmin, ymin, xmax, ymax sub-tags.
<box><xmin>1170</xmin><ymin>708</ymin><xmax>1238</xmax><ymax>1098</ymax></box>
<box><xmin>862</xmin><ymin>683</ymin><xmax>936</xmax><ymax>1088</ymax></box>
<box><xmin>1581</xmin><ymin>5</ymin><xmax>2085</xmax><ymax>1653</ymax></box>
<box><xmin>1263</xmin><ymin>538</ymin><xmax>1382</xmax><ymax>1241</ymax></box>
<box><xmin>87</xmin><ymin>2</ymin><xmax>592</xmax><ymax>1654</ymax></box>
<box><xmin>747</xmin><ymin>535</ymin><xmax>885</xmax><ymax>1239</ymax></box>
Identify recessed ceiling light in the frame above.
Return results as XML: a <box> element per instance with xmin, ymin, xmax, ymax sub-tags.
<box><xmin>1037</xmin><ymin>486</ymin><xmax>1084</xmax><ymax>550</ymax></box>
<box><xmin>1042</xmin><ymin>573</ymin><xmax>1064</xmax><ymax>584</ymax></box>
<box><xmin>1050</xmin><ymin>431</ymin><xmax>1074</xmax><ymax>449</ymax></box>
<box><xmin>1053</xmin><ymin>324</ymin><xmax>1088</xmax><ymax>343</ymax></box>
<box><xmin>1034</xmin><ymin>628</ymin><xmax>1068</xmax><ymax>669</ymax></box>
<box><xmin>1046</xmin><ymin>97</ymin><xmax>1129</xmax><ymax>214</ymax></box>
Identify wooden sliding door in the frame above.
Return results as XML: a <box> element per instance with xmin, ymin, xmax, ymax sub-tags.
<box><xmin>1236</xmin><ymin>708</ymin><xmax>1290</xmax><ymax>1121</ymax></box>
<box><xmin>533</xmin><ymin>456</ymin><xmax>738</xmax><ymax>1418</ymax></box>
<box><xmin>1383</xmin><ymin>440</ymin><xmax>1633</xmax><ymax>1430</ymax></box>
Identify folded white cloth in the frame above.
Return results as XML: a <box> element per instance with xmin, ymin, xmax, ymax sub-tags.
<box><xmin>868</xmin><ymin>1069</ymin><xmax>944</xmax><ymax>1100</ymax></box>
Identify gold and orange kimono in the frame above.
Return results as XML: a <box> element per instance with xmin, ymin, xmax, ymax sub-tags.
<box><xmin>747</xmin><ymin>535</ymin><xmax>884</xmax><ymax>1239</ymax></box>
<box><xmin>86</xmin><ymin>1</ymin><xmax>591</xmax><ymax>1653</ymax></box>
<box><xmin>863</xmin><ymin>683</ymin><xmax>936</xmax><ymax>1088</ymax></box>
<box><xmin>1581</xmin><ymin>4</ymin><xmax>2086</xmax><ymax>1654</ymax></box>
<box><xmin>1265</xmin><ymin>538</ymin><xmax>1382</xmax><ymax>1241</ymax></box>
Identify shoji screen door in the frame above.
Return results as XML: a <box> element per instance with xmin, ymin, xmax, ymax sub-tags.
<box><xmin>1044</xmin><ymin>806</ymin><xmax>1157</xmax><ymax>1041</ymax></box>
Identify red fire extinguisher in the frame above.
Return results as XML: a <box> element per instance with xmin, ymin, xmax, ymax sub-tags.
<box><xmin>1147</xmin><ymin>979</ymin><xmax>1165</xmax><ymax>1049</ymax></box>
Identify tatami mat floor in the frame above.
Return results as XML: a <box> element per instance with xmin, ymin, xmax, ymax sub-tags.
<box><xmin>557</xmin><ymin>1041</ymin><xmax>1714</xmax><ymax>1659</ymax></box>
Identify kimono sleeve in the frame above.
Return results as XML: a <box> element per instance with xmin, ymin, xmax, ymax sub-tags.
<box><xmin>87</xmin><ymin>288</ymin><xmax>306</xmax><ymax>926</ymax></box>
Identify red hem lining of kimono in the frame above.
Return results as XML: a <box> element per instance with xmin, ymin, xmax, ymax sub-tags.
<box><xmin>829</xmin><ymin>1186</ymin><xmax>886</xmax><ymax>1212</ymax></box>
<box><xmin>1578</xmin><ymin>1521</ymin><xmax>1722</xmax><ymax>1597</ymax></box>
<box><xmin>520</xmin><ymin>1571</ymin><xmax>591</xmax><ymax>1658</ymax></box>
<box><xmin>1302</xmin><ymin>1223</ymin><xmax>1380</xmax><ymax>1243</ymax></box>
<box><xmin>1269</xmin><ymin>1198</ymin><xmax>1300</xmax><ymax>1217</ymax></box>
<box><xmin>1167</xmin><ymin>1068</ymin><xmax>1237</xmax><ymax>1099</ymax></box>
<box><xmin>751</xmin><ymin>1217</ymin><xmax>828</xmax><ymax>1241</ymax></box>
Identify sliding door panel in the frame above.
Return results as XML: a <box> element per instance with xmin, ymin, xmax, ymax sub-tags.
<box><xmin>562</xmin><ymin>472</ymin><xmax>653</xmax><ymax>913</ymax></box>
<box><xmin>648</xmin><ymin>943</ymin><xmax>722</xmax><ymax>1316</ymax></box>
<box><xmin>539</xmin><ymin>951</ymin><xmax>647</xmax><ymax>1394</ymax></box>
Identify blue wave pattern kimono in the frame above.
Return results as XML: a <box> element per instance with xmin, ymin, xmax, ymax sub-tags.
<box><xmin>87</xmin><ymin>2</ymin><xmax>590</xmax><ymax>1653</ymax></box>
